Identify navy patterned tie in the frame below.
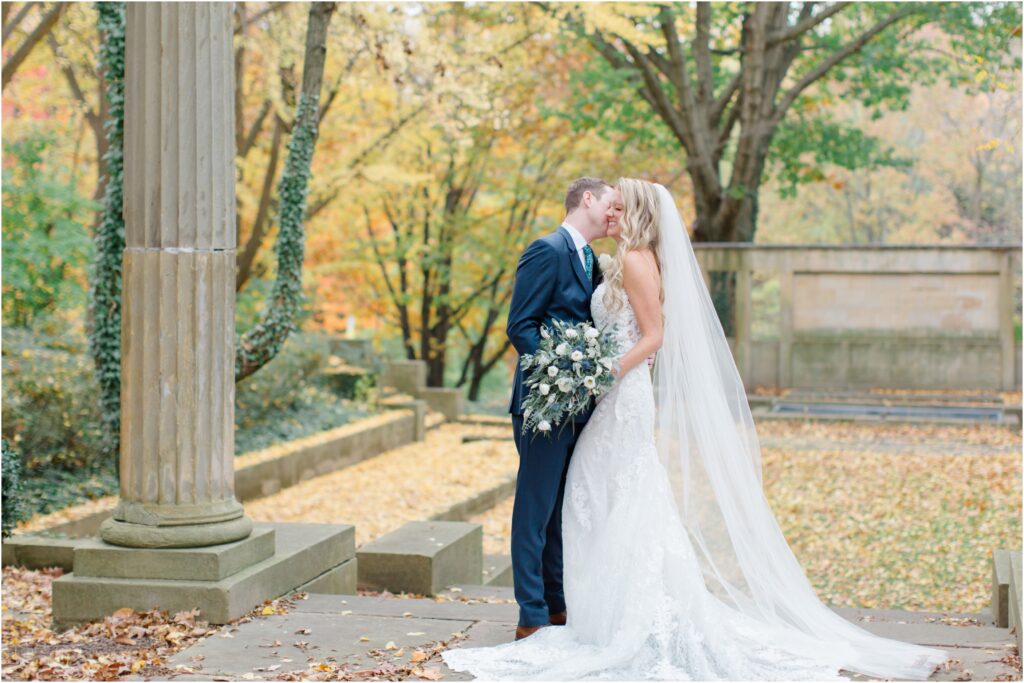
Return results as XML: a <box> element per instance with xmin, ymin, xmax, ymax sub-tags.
<box><xmin>583</xmin><ymin>244</ymin><xmax>594</xmax><ymax>281</ymax></box>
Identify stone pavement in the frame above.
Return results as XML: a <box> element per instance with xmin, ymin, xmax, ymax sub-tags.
<box><xmin>164</xmin><ymin>585</ymin><xmax>1020</xmax><ymax>681</ymax></box>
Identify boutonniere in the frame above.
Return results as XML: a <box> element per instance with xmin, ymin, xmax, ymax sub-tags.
<box><xmin>597</xmin><ymin>253</ymin><xmax>613</xmax><ymax>271</ymax></box>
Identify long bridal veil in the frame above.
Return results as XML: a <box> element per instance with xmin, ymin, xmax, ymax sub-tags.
<box><xmin>651</xmin><ymin>183</ymin><xmax>948</xmax><ymax>680</ymax></box>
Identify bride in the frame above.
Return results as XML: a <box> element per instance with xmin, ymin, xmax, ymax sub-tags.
<box><xmin>441</xmin><ymin>179</ymin><xmax>949</xmax><ymax>681</ymax></box>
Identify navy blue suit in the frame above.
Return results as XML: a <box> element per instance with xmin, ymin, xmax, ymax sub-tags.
<box><xmin>506</xmin><ymin>226</ymin><xmax>602</xmax><ymax>627</ymax></box>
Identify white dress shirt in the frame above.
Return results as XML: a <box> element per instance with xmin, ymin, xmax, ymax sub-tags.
<box><xmin>560</xmin><ymin>221</ymin><xmax>590</xmax><ymax>271</ymax></box>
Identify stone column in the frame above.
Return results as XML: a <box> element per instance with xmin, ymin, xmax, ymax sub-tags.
<box><xmin>100</xmin><ymin>2</ymin><xmax>252</xmax><ymax>548</ymax></box>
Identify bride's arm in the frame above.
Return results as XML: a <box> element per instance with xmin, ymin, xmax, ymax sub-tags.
<box><xmin>613</xmin><ymin>250</ymin><xmax>663</xmax><ymax>379</ymax></box>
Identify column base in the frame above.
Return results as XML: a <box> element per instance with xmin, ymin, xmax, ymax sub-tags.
<box><xmin>53</xmin><ymin>522</ymin><xmax>356</xmax><ymax>629</ymax></box>
<box><xmin>100</xmin><ymin>514</ymin><xmax>253</xmax><ymax>549</ymax></box>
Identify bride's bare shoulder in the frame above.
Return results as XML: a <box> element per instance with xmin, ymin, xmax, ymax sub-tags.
<box><xmin>622</xmin><ymin>249</ymin><xmax>660</xmax><ymax>277</ymax></box>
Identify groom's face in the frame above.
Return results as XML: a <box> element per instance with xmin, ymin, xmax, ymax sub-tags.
<box><xmin>586</xmin><ymin>187</ymin><xmax>616</xmax><ymax>237</ymax></box>
<box><xmin>606</xmin><ymin>189</ymin><xmax>624</xmax><ymax>238</ymax></box>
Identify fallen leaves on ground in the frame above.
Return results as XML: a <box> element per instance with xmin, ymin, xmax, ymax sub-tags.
<box><xmin>1</xmin><ymin>567</ymin><xmax>300</xmax><ymax>681</ymax></box>
<box><xmin>246</xmin><ymin>423</ymin><xmax>517</xmax><ymax>545</ymax></box>
<box><xmin>471</xmin><ymin>420</ymin><xmax>1021</xmax><ymax>614</ymax></box>
<box><xmin>16</xmin><ymin>496</ymin><xmax>118</xmax><ymax>535</ymax></box>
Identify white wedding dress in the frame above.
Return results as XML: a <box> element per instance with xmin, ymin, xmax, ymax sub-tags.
<box><xmin>442</xmin><ymin>284</ymin><xmax>849</xmax><ymax>681</ymax></box>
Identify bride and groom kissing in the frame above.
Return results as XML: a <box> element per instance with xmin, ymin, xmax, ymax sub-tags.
<box><xmin>441</xmin><ymin>177</ymin><xmax>950</xmax><ymax>681</ymax></box>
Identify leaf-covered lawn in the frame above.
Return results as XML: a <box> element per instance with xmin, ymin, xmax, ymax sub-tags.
<box><xmin>472</xmin><ymin>420</ymin><xmax>1022</xmax><ymax>614</ymax></box>
<box><xmin>245</xmin><ymin>423</ymin><xmax>518</xmax><ymax>546</ymax></box>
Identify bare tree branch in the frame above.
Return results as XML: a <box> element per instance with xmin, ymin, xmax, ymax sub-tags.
<box><xmin>239</xmin><ymin>99</ymin><xmax>272</xmax><ymax>158</ymax></box>
<box><xmin>235</xmin><ymin>2</ymin><xmax>286</xmax><ymax>34</ymax></box>
<box><xmin>3</xmin><ymin>2</ymin><xmax>38</xmax><ymax>43</ymax></box>
<box><xmin>3</xmin><ymin>2</ymin><xmax>65</xmax><ymax>90</ymax></box>
<box><xmin>236</xmin><ymin>116</ymin><xmax>285</xmax><ymax>291</ymax></box>
<box><xmin>772</xmin><ymin>6</ymin><xmax>918</xmax><ymax>126</ymax></box>
<box><xmin>768</xmin><ymin>2</ymin><xmax>850</xmax><ymax>46</ymax></box>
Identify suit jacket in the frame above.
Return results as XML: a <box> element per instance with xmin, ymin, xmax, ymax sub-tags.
<box><xmin>506</xmin><ymin>226</ymin><xmax>603</xmax><ymax>416</ymax></box>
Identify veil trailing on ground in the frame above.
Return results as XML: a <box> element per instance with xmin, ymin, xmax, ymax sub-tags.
<box><xmin>650</xmin><ymin>183</ymin><xmax>948</xmax><ymax>680</ymax></box>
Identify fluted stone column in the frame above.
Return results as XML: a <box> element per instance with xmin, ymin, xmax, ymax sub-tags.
<box><xmin>100</xmin><ymin>2</ymin><xmax>252</xmax><ymax>548</ymax></box>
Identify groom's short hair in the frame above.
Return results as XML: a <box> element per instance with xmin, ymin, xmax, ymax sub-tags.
<box><xmin>565</xmin><ymin>177</ymin><xmax>612</xmax><ymax>212</ymax></box>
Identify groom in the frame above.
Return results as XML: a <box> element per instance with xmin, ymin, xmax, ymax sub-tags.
<box><xmin>505</xmin><ymin>177</ymin><xmax>618</xmax><ymax>640</ymax></box>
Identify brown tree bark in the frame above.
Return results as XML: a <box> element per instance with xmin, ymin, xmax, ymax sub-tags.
<box><xmin>584</xmin><ymin>2</ymin><xmax>919</xmax><ymax>243</ymax></box>
<box><xmin>2</xmin><ymin>2</ymin><xmax>65</xmax><ymax>90</ymax></box>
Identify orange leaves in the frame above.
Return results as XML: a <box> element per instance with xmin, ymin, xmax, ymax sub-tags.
<box><xmin>0</xmin><ymin>568</ymin><xmax>265</xmax><ymax>682</ymax></box>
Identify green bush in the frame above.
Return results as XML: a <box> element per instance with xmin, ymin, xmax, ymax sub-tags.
<box><xmin>1</xmin><ymin>327</ymin><xmax>106</xmax><ymax>473</ymax></box>
<box><xmin>2</xmin><ymin>439</ymin><xmax>27</xmax><ymax>537</ymax></box>
<box><xmin>235</xmin><ymin>330</ymin><xmax>331</xmax><ymax>426</ymax></box>
<box><xmin>234</xmin><ymin>331</ymin><xmax>374</xmax><ymax>455</ymax></box>
<box><xmin>2</xmin><ymin>131</ymin><xmax>97</xmax><ymax>329</ymax></box>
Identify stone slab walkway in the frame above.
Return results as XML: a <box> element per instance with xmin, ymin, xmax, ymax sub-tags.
<box><xmin>164</xmin><ymin>586</ymin><xmax>1019</xmax><ymax>681</ymax></box>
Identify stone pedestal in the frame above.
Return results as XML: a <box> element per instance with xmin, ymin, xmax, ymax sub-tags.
<box><xmin>53</xmin><ymin>523</ymin><xmax>356</xmax><ymax>629</ymax></box>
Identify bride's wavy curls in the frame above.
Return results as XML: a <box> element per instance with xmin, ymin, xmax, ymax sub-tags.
<box><xmin>602</xmin><ymin>178</ymin><xmax>664</xmax><ymax>313</ymax></box>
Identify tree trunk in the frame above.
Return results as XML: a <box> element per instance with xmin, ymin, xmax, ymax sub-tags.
<box><xmin>235</xmin><ymin>1</ymin><xmax>336</xmax><ymax>382</ymax></box>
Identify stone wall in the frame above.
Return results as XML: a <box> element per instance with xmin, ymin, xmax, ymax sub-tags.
<box><xmin>692</xmin><ymin>244</ymin><xmax>1022</xmax><ymax>391</ymax></box>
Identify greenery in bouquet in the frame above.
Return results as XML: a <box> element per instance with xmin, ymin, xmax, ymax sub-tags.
<box><xmin>519</xmin><ymin>320</ymin><xmax>620</xmax><ymax>436</ymax></box>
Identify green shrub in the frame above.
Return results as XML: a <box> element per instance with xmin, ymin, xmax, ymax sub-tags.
<box><xmin>1</xmin><ymin>327</ymin><xmax>105</xmax><ymax>473</ymax></box>
<box><xmin>234</xmin><ymin>331</ymin><xmax>374</xmax><ymax>455</ymax></box>
<box><xmin>235</xmin><ymin>330</ymin><xmax>331</xmax><ymax>426</ymax></box>
<box><xmin>2</xmin><ymin>131</ymin><xmax>97</xmax><ymax>329</ymax></box>
<box><xmin>2</xmin><ymin>439</ymin><xmax>27</xmax><ymax>537</ymax></box>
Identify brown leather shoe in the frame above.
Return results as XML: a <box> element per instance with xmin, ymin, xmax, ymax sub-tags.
<box><xmin>515</xmin><ymin>624</ymin><xmax>545</xmax><ymax>640</ymax></box>
<box><xmin>548</xmin><ymin>611</ymin><xmax>567</xmax><ymax>626</ymax></box>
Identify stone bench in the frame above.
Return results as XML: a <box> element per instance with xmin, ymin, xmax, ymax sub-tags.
<box><xmin>991</xmin><ymin>548</ymin><xmax>1021</xmax><ymax>627</ymax></box>
<box><xmin>1010</xmin><ymin>552</ymin><xmax>1022</xmax><ymax>652</ymax></box>
<box><xmin>357</xmin><ymin>521</ymin><xmax>482</xmax><ymax>596</ymax></box>
<box><xmin>483</xmin><ymin>554</ymin><xmax>512</xmax><ymax>587</ymax></box>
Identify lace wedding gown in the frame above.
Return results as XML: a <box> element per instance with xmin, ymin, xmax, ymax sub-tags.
<box><xmin>441</xmin><ymin>284</ymin><xmax>852</xmax><ymax>681</ymax></box>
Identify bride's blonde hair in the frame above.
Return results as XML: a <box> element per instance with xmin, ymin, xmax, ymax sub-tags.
<box><xmin>602</xmin><ymin>178</ymin><xmax>663</xmax><ymax>313</ymax></box>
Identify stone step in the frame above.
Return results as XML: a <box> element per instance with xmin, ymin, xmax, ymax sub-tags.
<box><xmin>425</xmin><ymin>410</ymin><xmax>448</xmax><ymax>431</ymax></box>
<box><xmin>52</xmin><ymin>522</ymin><xmax>355</xmax><ymax>629</ymax></box>
<box><xmin>991</xmin><ymin>548</ymin><xmax>1017</xmax><ymax>626</ymax></box>
<box><xmin>440</xmin><ymin>584</ymin><xmax>516</xmax><ymax>601</ymax></box>
<box><xmin>482</xmin><ymin>554</ymin><xmax>512</xmax><ymax>587</ymax></box>
<box><xmin>357</xmin><ymin>521</ymin><xmax>482</xmax><ymax>596</ymax></box>
<box><xmin>1</xmin><ymin>536</ymin><xmax>84</xmax><ymax>572</ymax></box>
<box><xmin>72</xmin><ymin>527</ymin><xmax>277</xmax><ymax>581</ymax></box>
<box><xmin>429</xmin><ymin>475</ymin><xmax>516</xmax><ymax>525</ymax></box>
<box><xmin>1010</xmin><ymin>551</ymin><xmax>1022</xmax><ymax>652</ymax></box>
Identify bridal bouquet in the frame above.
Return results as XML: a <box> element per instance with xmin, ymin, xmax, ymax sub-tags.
<box><xmin>519</xmin><ymin>319</ymin><xmax>620</xmax><ymax>435</ymax></box>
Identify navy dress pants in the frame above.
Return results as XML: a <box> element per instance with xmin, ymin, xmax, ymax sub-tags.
<box><xmin>510</xmin><ymin>414</ymin><xmax>583</xmax><ymax>627</ymax></box>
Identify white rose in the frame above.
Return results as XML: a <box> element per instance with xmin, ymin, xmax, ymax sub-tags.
<box><xmin>555</xmin><ymin>343</ymin><xmax>569</xmax><ymax>356</ymax></box>
<box><xmin>583</xmin><ymin>376</ymin><xmax>596</xmax><ymax>389</ymax></box>
<box><xmin>557</xmin><ymin>378</ymin><xmax>573</xmax><ymax>393</ymax></box>
<box><xmin>538</xmin><ymin>420</ymin><xmax>551</xmax><ymax>432</ymax></box>
<box><xmin>570</xmin><ymin>350</ymin><xmax>584</xmax><ymax>362</ymax></box>
<box><xmin>547</xmin><ymin>366</ymin><xmax>558</xmax><ymax>377</ymax></box>
<box><xmin>564</xmin><ymin>328</ymin><xmax>579</xmax><ymax>340</ymax></box>
<box><xmin>539</xmin><ymin>383</ymin><xmax>550</xmax><ymax>396</ymax></box>
<box><xmin>598</xmin><ymin>253</ymin><xmax>613</xmax><ymax>270</ymax></box>
<box><xmin>587</xmin><ymin>347</ymin><xmax>598</xmax><ymax>358</ymax></box>
<box><xmin>599</xmin><ymin>357</ymin><xmax>614</xmax><ymax>369</ymax></box>
<box><xmin>585</xmin><ymin>327</ymin><xmax>600</xmax><ymax>340</ymax></box>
